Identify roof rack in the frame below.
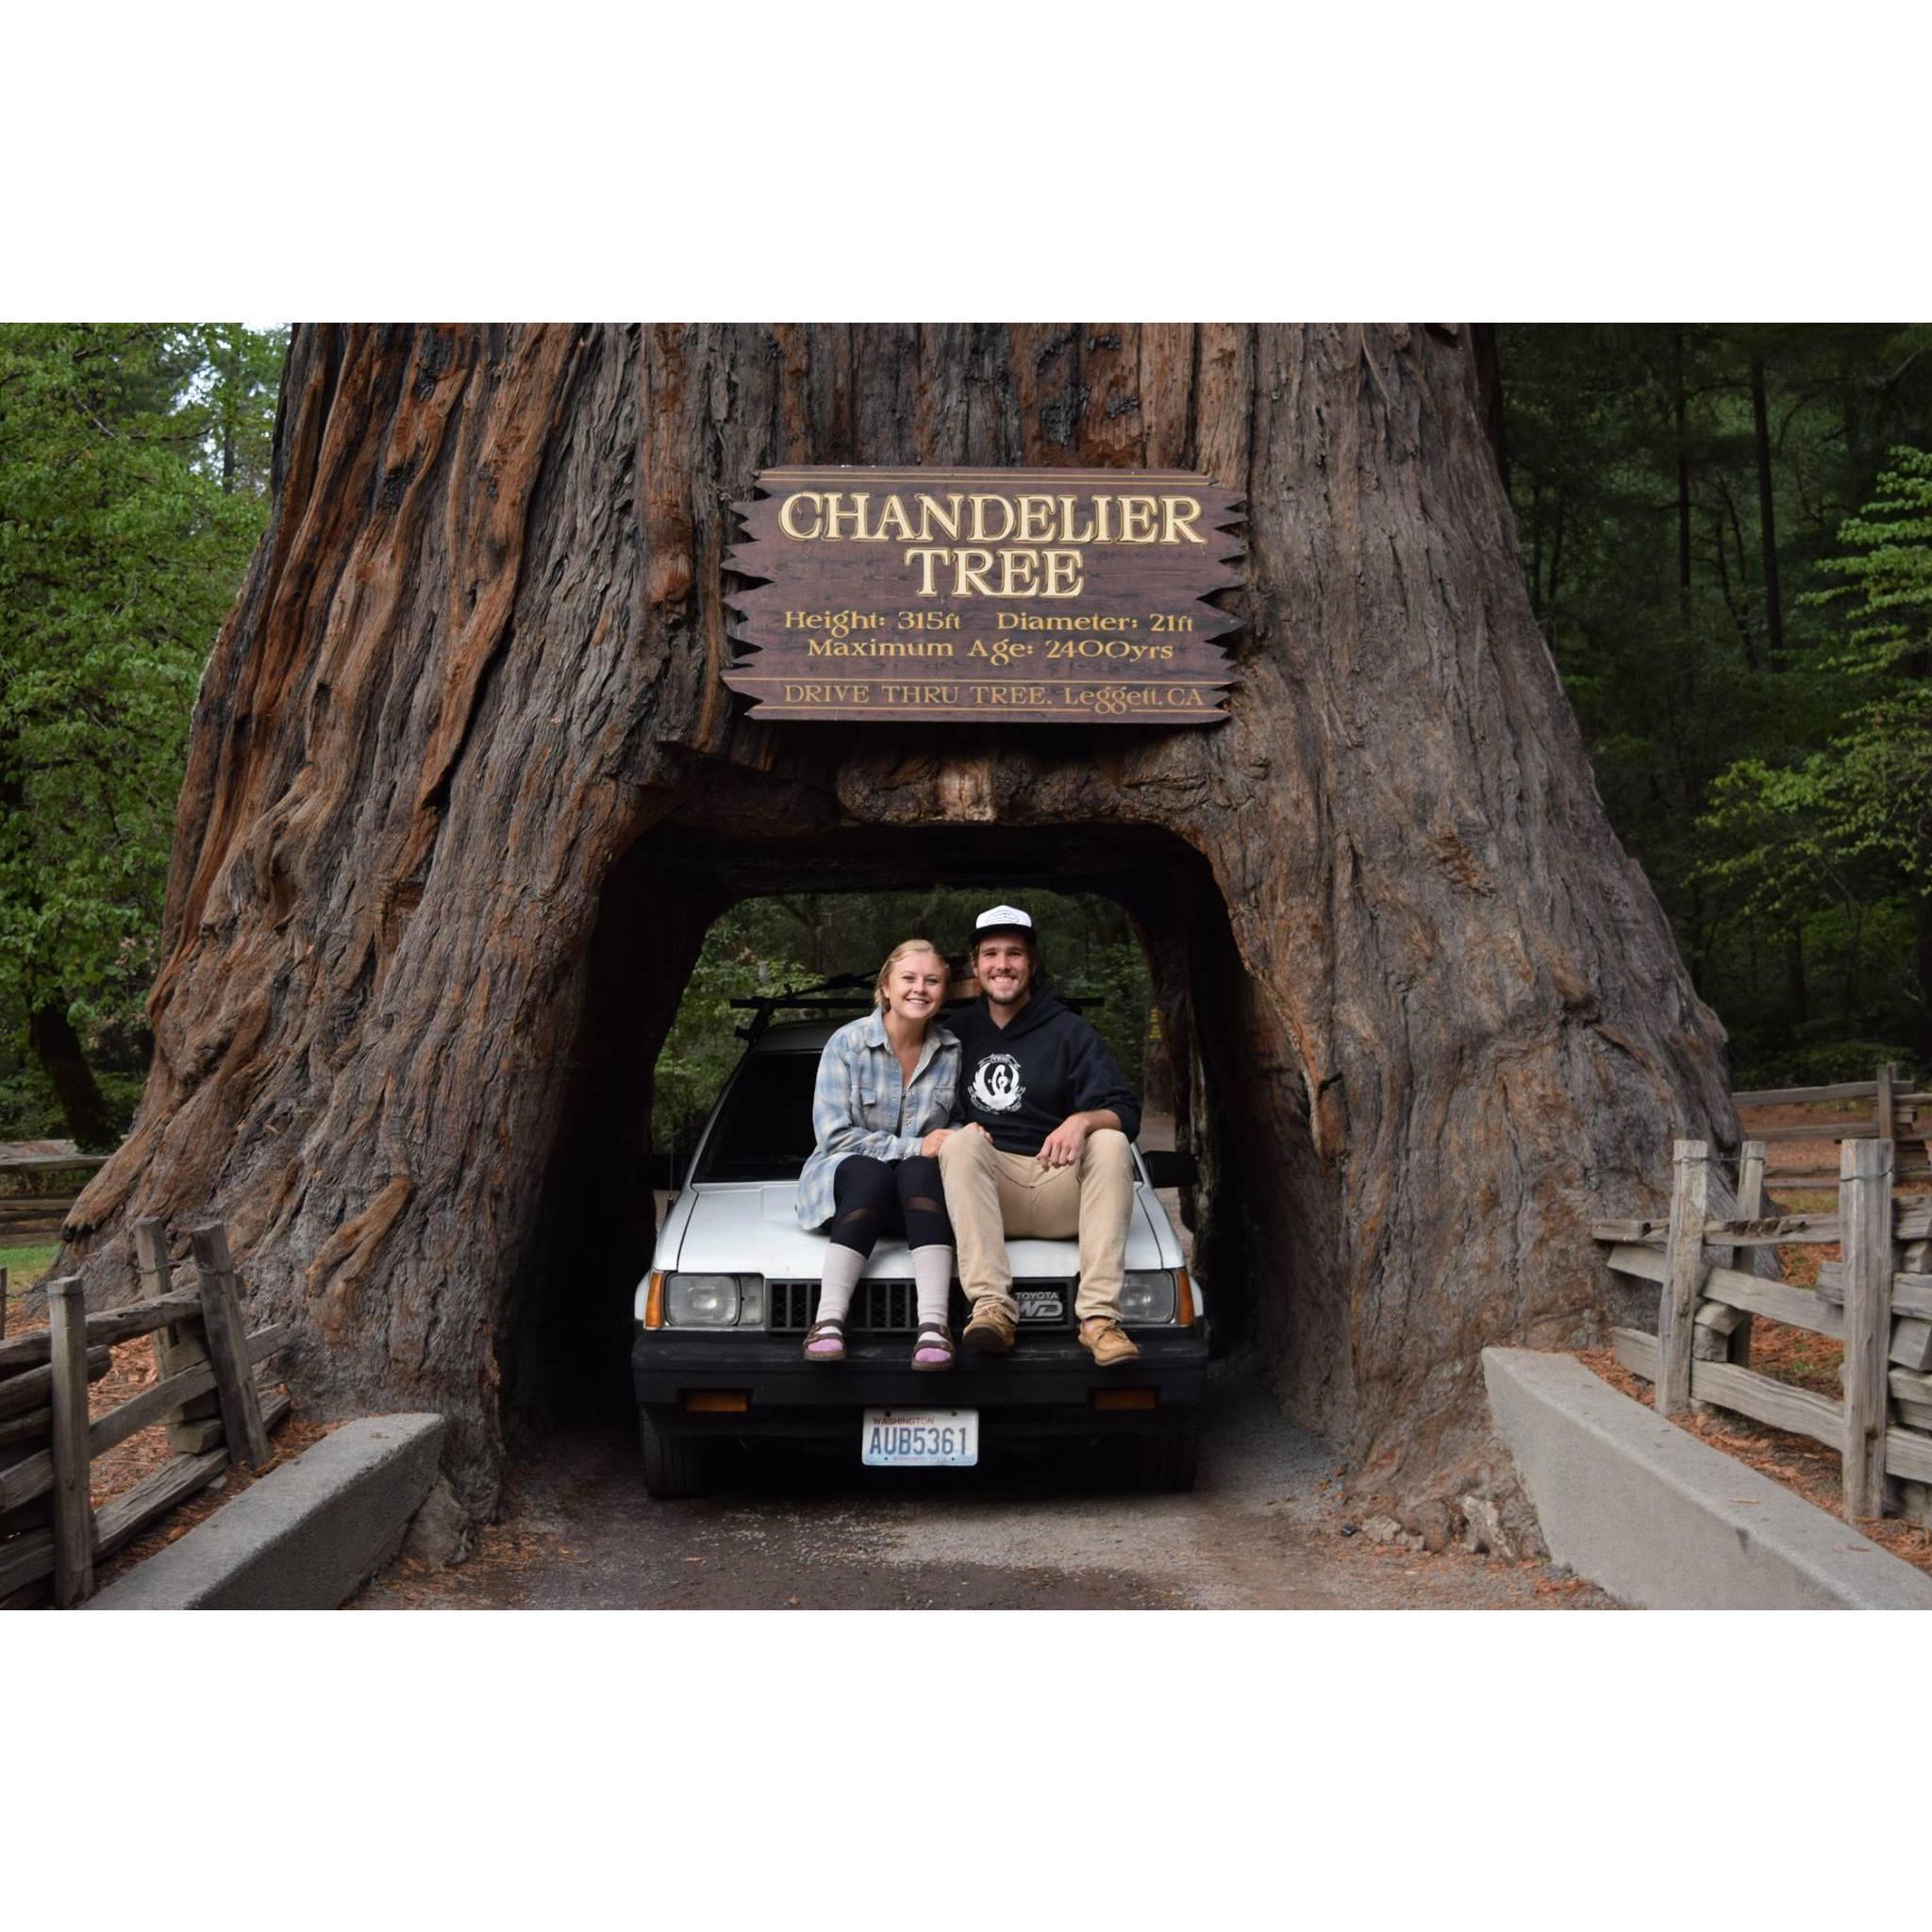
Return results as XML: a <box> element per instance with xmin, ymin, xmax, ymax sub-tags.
<box><xmin>729</xmin><ymin>975</ymin><xmax>875</xmax><ymax>1041</ymax></box>
<box><xmin>729</xmin><ymin>972</ymin><xmax>1098</xmax><ymax>1042</ymax></box>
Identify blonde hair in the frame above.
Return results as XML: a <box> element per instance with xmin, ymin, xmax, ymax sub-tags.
<box><xmin>875</xmin><ymin>938</ymin><xmax>949</xmax><ymax>1010</ymax></box>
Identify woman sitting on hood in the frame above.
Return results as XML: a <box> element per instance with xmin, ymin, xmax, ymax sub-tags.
<box><xmin>794</xmin><ymin>939</ymin><xmax>963</xmax><ymax>1371</ymax></box>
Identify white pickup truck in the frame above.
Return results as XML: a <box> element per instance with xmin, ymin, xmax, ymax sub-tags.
<box><xmin>632</xmin><ymin>1010</ymin><xmax>1208</xmax><ymax>1498</ymax></box>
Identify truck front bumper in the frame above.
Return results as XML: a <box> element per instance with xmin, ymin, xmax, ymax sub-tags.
<box><xmin>632</xmin><ymin>1326</ymin><xmax>1208</xmax><ymax>1445</ymax></box>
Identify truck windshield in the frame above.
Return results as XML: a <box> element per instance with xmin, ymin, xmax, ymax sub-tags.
<box><xmin>693</xmin><ymin>1051</ymin><xmax>822</xmax><ymax>1181</ymax></box>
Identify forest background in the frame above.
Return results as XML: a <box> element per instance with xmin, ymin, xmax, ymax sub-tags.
<box><xmin>2</xmin><ymin>322</ymin><xmax>1927</xmax><ymax>1165</ymax></box>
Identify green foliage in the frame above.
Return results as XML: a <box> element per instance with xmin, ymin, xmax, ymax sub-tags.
<box><xmin>1502</xmin><ymin>325</ymin><xmax>1932</xmax><ymax>1063</ymax></box>
<box><xmin>1728</xmin><ymin>1040</ymin><xmax>1920</xmax><ymax>1091</ymax></box>
<box><xmin>1694</xmin><ymin>447</ymin><xmax>1932</xmax><ymax>1054</ymax></box>
<box><xmin>1056</xmin><ymin>933</ymin><xmax>1149</xmax><ymax>1091</ymax></box>
<box><xmin>0</xmin><ymin>323</ymin><xmax>284</xmax><ymax>1137</ymax></box>
<box><xmin>1799</xmin><ymin>445</ymin><xmax>1932</xmax><ymax>886</ymax></box>
<box><xmin>1702</xmin><ymin>446</ymin><xmax>1932</xmax><ymax>893</ymax></box>
<box><xmin>651</xmin><ymin>907</ymin><xmax>812</xmax><ymax>1150</ymax></box>
<box><xmin>176</xmin><ymin>324</ymin><xmax>285</xmax><ymax>497</ymax></box>
<box><xmin>0</xmin><ymin>1058</ymin><xmax>146</xmax><ymax>1144</ymax></box>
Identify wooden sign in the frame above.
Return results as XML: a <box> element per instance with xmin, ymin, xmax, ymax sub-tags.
<box><xmin>724</xmin><ymin>468</ymin><xmax>1243</xmax><ymax>724</ymax></box>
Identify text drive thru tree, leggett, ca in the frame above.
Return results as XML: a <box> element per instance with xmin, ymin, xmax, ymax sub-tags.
<box><xmin>56</xmin><ymin>325</ymin><xmax>1737</xmax><ymax>1521</ymax></box>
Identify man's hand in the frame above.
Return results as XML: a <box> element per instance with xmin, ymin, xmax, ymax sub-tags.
<box><xmin>1038</xmin><ymin>1113</ymin><xmax>1091</xmax><ymax>1170</ymax></box>
<box><xmin>921</xmin><ymin>1128</ymin><xmax>951</xmax><ymax>1157</ymax></box>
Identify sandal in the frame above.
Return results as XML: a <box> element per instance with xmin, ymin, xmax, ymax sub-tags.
<box><xmin>802</xmin><ymin>1319</ymin><xmax>847</xmax><ymax>1363</ymax></box>
<box><xmin>910</xmin><ymin>1321</ymin><xmax>955</xmax><ymax>1373</ymax></box>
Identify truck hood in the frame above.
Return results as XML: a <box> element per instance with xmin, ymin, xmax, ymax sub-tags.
<box><xmin>658</xmin><ymin>1179</ymin><xmax>1175</xmax><ymax>1278</ymax></box>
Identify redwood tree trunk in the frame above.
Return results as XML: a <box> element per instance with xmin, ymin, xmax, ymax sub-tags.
<box><xmin>60</xmin><ymin>324</ymin><xmax>1736</xmax><ymax>1521</ymax></box>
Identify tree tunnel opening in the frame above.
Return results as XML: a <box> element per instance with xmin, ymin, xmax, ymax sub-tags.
<box><xmin>506</xmin><ymin>808</ymin><xmax>1310</xmax><ymax>1441</ymax></box>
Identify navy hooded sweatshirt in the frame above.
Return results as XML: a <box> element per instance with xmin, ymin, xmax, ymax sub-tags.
<box><xmin>947</xmin><ymin>988</ymin><xmax>1141</xmax><ymax>1155</ymax></box>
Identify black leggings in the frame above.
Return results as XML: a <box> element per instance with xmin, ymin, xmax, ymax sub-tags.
<box><xmin>828</xmin><ymin>1155</ymin><xmax>953</xmax><ymax>1256</ymax></box>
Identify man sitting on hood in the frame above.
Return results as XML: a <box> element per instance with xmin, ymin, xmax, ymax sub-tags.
<box><xmin>940</xmin><ymin>904</ymin><xmax>1141</xmax><ymax>1366</ymax></box>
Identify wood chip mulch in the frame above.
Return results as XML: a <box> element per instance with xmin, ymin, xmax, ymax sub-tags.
<box><xmin>82</xmin><ymin>1332</ymin><xmax>345</xmax><ymax>1593</ymax></box>
<box><xmin>86</xmin><ymin>1412</ymin><xmax>342</xmax><ymax>1594</ymax></box>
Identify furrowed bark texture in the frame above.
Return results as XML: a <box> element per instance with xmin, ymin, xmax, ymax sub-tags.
<box><xmin>60</xmin><ymin>324</ymin><xmax>1736</xmax><ymax>1518</ymax></box>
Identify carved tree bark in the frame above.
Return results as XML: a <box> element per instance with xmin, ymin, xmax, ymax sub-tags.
<box><xmin>60</xmin><ymin>324</ymin><xmax>1737</xmax><ymax>1519</ymax></box>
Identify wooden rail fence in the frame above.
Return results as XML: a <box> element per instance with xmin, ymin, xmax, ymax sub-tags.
<box><xmin>0</xmin><ymin>1217</ymin><xmax>291</xmax><ymax>1607</ymax></box>
<box><xmin>1731</xmin><ymin>1060</ymin><xmax>1928</xmax><ymax>1185</ymax></box>
<box><xmin>0</xmin><ymin>1143</ymin><xmax>112</xmax><ymax>1245</ymax></box>
<box><xmin>1595</xmin><ymin>1138</ymin><xmax>1932</xmax><ymax>1526</ymax></box>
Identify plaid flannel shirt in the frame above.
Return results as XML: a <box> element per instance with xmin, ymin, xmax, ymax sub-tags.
<box><xmin>795</xmin><ymin>1009</ymin><xmax>960</xmax><ymax>1231</ymax></box>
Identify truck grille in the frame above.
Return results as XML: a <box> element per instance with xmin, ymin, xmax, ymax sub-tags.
<box><xmin>767</xmin><ymin>1279</ymin><xmax>1074</xmax><ymax>1333</ymax></box>
<box><xmin>769</xmin><ymin>1279</ymin><xmax>916</xmax><ymax>1332</ymax></box>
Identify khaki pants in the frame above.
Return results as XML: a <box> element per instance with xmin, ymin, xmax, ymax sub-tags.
<box><xmin>938</xmin><ymin>1126</ymin><xmax>1135</xmax><ymax>1323</ymax></box>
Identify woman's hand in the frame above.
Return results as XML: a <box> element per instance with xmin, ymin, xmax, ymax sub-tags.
<box><xmin>921</xmin><ymin>1127</ymin><xmax>951</xmax><ymax>1157</ymax></box>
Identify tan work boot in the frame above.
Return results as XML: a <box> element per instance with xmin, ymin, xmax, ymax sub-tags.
<box><xmin>1080</xmin><ymin>1317</ymin><xmax>1141</xmax><ymax>1367</ymax></box>
<box><xmin>960</xmin><ymin>1304</ymin><xmax>1017</xmax><ymax>1354</ymax></box>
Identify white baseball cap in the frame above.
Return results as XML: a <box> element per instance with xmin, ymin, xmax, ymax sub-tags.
<box><xmin>974</xmin><ymin>904</ymin><xmax>1034</xmax><ymax>939</ymax></box>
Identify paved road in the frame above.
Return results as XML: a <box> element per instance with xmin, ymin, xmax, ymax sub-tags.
<box><xmin>358</xmin><ymin>1366</ymin><xmax>1617</xmax><ymax>1610</ymax></box>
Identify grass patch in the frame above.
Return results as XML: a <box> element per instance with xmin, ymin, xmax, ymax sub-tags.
<box><xmin>1</xmin><ymin>1243</ymin><xmax>59</xmax><ymax>1317</ymax></box>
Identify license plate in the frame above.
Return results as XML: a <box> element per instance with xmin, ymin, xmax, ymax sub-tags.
<box><xmin>861</xmin><ymin>1408</ymin><xmax>979</xmax><ymax>1467</ymax></box>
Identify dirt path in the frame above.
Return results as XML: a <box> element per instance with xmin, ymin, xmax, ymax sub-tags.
<box><xmin>356</xmin><ymin>1366</ymin><xmax>1616</xmax><ymax>1610</ymax></box>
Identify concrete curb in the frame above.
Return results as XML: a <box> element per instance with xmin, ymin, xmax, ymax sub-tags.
<box><xmin>88</xmin><ymin>1414</ymin><xmax>445</xmax><ymax>1610</ymax></box>
<box><xmin>1483</xmin><ymin>1349</ymin><xmax>1932</xmax><ymax>1610</ymax></box>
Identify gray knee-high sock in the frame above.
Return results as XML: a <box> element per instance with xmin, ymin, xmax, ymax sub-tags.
<box><xmin>814</xmin><ymin>1245</ymin><xmax>866</xmax><ymax>1324</ymax></box>
<box><xmin>911</xmin><ymin>1245</ymin><xmax>954</xmax><ymax>1328</ymax></box>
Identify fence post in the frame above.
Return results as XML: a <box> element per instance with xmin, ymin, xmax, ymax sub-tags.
<box><xmin>190</xmin><ymin>1224</ymin><xmax>271</xmax><ymax>1471</ymax></box>
<box><xmin>1736</xmin><ymin>1140</ymin><xmax>1767</xmax><ymax>1220</ymax></box>
<box><xmin>133</xmin><ymin>1215</ymin><xmax>220</xmax><ymax>1453</ymax></box>
<box><xmin>1727</xmin><ymin>1139</ymin><xmax>1767</xmax><ymax>1366</ymax></box>
<box><xmin>1840</xmin><ymin>1137</ymin><xmax>1893</xmax><ymax>1519</ymax></box>
<box><xmin>1659</xmin><ymin>1140</ymin><xmax>1711</xmax><ymax>1418</ymax></box>
<box><xmin>46</xmin><ymin>1278</ymin><xmax>94</xmax><ymax>1607</ymax></box>
<box><xmin>1693</xmin><ymin>1144</ymin><xmax>1754</xmax><ymax>1382</ymax></box>
<box><xmin>1875</xmin><ymin>1061</ymin><xmax>1896</xmax><ymax>1145</ymax></box>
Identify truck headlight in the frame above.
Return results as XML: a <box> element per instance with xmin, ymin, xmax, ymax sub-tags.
<box><xmin>665</xmin><ymin>1274</ymin><xmax>758</xmax><ymax>1326</ymax></box>
<box><xmin>1118</xmin><ymin>1271</ymin><xmax>1177</xmax><ymax>1324</ymax></box>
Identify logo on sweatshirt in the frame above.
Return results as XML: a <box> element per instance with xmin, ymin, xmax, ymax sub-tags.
<box><xmin>969</xmin><ymin>1053</ymin><xmax>1025</xmax><ymax>1113</ymax></box>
